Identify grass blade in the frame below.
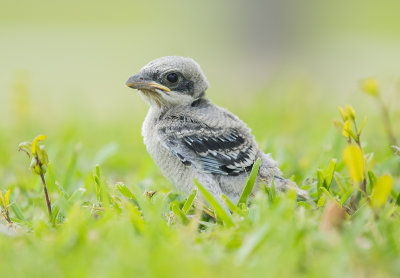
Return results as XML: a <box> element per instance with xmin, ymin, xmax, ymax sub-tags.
<box><xmin>116</xmin><ymin>183</ymin><xmax>137</xmax><ymax>202</ymax></box>
<box><xmin>193</xmin><ymin>179</ymin><xmax>234</xmax><ymax>227</ymax></box>
<box><xmin>237</xmin><ymin>158</ymin><xmax>261</xmax><ymax>208</ymax></box>
<box><xmin>320</xmin><ymin>187</ymin><xmax>335</xmax><ymax>200</ymax></box>
<box><xmin>10</xmin><ymin>203</ymin><xmax>25</xmax><ymax>221</ymax></box>
<box><xmin>221</xmin><ymin>194</ymin><xmax>243</xmax><ymax>215</ymax></box>
<box><xmin>172</xmin><ymin>203</ymin><xmax>189</xmax><ymax>224</ymax></box>
<box><xmin>265</xmin><ymin>177</ymin><xmax>277</xmax><ymax>202</ymax></box>
<box><xmin>235</xmin><ymin>224</ymin><xmax>269</xmax><ymax>264</ymax></box>
<box><xmin>340</xmin><ymin>188</ymin><xmax>354</xmax><ymax>205</ymax></box>
<box><xmin>50</xmin><ymin>206</ymin><xmax>60</xmax><ymax>225</ymax></box>
<box><xmin>182</xmin><ymin>189</ymin><xmax>197</xmax><ymax>214</ymax></box>
<box><xmin>68</xmin><ymin>188</ymin><xmax>86</xmax><ymax>203</ymax></box>
<box><xmin>325</xmin><ymin>159</ymin><xmax>337</xmax><ymax>189</ymax></box>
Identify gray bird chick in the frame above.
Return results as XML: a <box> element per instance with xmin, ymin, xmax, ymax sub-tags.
<box><xmin>126</xmin><ymin>56</ymin><xmax>307</xmax><ymax>203</ymax></box>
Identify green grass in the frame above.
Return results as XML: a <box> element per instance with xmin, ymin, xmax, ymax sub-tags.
<box><xmin>1</xmin><ymin>78</ymin><xmax>400</xmax><ymax>278</ymax></box>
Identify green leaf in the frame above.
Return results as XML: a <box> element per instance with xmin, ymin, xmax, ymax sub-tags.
<box><xmin>368</xmin><ymin>170</ymin><xmax>377</xmax><ymax>191</ymax></box>
<box><xmin>298</xmin><ymin>201</ymin><xmax>312</xmax><ymax>209</ymax></box>
<box><xmin>221</xmin><ymin>194</ymin><xmax>243</xmax><ymax>215</ymax></box>
<box><xmin>68</xmin><ymin>188</ymin><xmax>86</xmax><ymax>203</ymax></box>
<box><xmin>124</xmin><ymin>202</ymin><xmax>145</xmax><ymax>233</ymax></box>
<box><xmin>171</xmin><ymin>203</ymin><xmax>189</xmax><ymax>224</ymax></box>
<box><xmin>237</xmin><ymin>158</ymin><xmax>261</xmax><ymax>208</ymax></box>
<box><xmin>182</xmin><ymin>189</ymin><xmax>197</xmax><ymax>214</ymax></box>
<box><xmin>94</xmin><ymin>165</ymin><xmax>102</xmax><ymax>202</ymax></box>
<box><xmin>396</xmin><ymin>193</ymin><xmax>400</xmax><ymax>206</ymax></box>
<box><xmin>50</xmin><ymin>206</ymin><xmax>60</xmax><ymax>225</ymax></box>
<box><xmin>236</xmin><ymin>224</ymin><xmax>269</xmax><ymax>264</ymax></box>
<box><xmin>340</xmin><ymin>188</ymin><xmax>354</xmax><ymax>205</ymax></box>
<box><xmin>10</xmin><ymin>203</ymin><xmax>25</xmax><ymax>221</ymax></box>
<box><xmin>95</xmin><ymin>164</ymin><xmax>101</xmax><ymax>180</ymax></box>
<box><xmin>55</xmin><ymin>189</ymin><xmax>86</xmax><ymax>214</ymax></box>
<box><xmin>37</xmin><ymin>145</ymin><xmax>49</xmax><ymax>166</ymax></box>
<box><xmin>63</xmin><ymin>146</ymin><xmax>79</xmax><ymax>190</ymax></box>
<box><xmin>47</xmin><ymin>163</ymin><xmax>64</xmax><ymax>194</ymax></box>
<box><xmin>193</xmin><ymin>179</ymin><xmax>234</xmax><ymax>227</ymax></box>
<box><xmin>317</xmin><ymin>196</ymin><xmax>326</xmax><ymax>208</ymax></box>
<box><xmin>334</xmin><ymin>172</ymin><xmax>347</xmax><ymax>194</ymax></box>
<box><xmin>358</xmin><ymin>117</ymin><xmax>367</xmax><ymax>135</ymax></box>
<box><xmin>316</xmin><ymin>169</ymin><xmax>324</xmax><ymax>197</ymax></box>
<box><xmin>317</xmin><ymin>160</ymin><xmax>337</xmax><ymax>199</ymax></box>
<box><xmin>325</xmin><ymin>159</ymin><xmax>337</xmax><ymax>190</ymax></box>
<box><xmin>30</xmin><ymin>157</ymin><xmax>40</xmax><ymax>175</ymax></box>
<box><xmin>93</xmin><ymin>142</ymin><xmax>118</xmax><ymax>165</ymax></box>
<box><xmin>348</xmin><ymin>129</ymin><xmax>358</xmax><ymax>142</ymax></box>
<box><xmin>53</xmin><ymin>196</ymin><xmax>71</xmax><ymax>214</ymax></box>
<box><xmin>270</xmin><ymin>177</ymin><xmax>276</xmax><ymax>201</ymax></box>
<box><xmin>116</xmin><ymin>183</ymin><xmax>137</xmax><ymax>202</ymax></box>
<box><xmin>320</xmin><ymin>187</ymin><xmax>335</xmax><ymax>200</ymax></box>
<box><xmin>17</xmin><ymin>142</ymin><xmax>32</xmax><ymax>158</ymax></box>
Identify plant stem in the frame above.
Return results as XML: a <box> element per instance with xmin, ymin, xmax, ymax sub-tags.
<box><xmin>351</xmin><ymin>119</ymin><xmax>368</xmax><ymax>195</ymax></box>
<box><xmin>4</xmin><ymin>209</ymin><xmax>12</xmax><ymax>224</ymax></box>
<box><xmin>348</xmin><ymin>195</ymin><xmax>357</xmax><ymax>214</ymax></box>
<box><xmin>38</xmin><ymin>161</ymin><xmax>52</xmax><ymax>217</ymax></box>
<box><xmin>352</xmin><ymin>120</ymin><xmax>362</xmax><ymax>148</ymax></box>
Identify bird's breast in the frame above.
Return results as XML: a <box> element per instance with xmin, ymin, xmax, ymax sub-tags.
<box><xmin>141</xmin><ymin>108</ymin><xmax>194</xmax><ymax>193</ymax></box>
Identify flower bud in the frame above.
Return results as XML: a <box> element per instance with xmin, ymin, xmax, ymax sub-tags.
<box><xmin>344</xmin><ymin>105</ymin><xmax>355</xmax><ymax>120</ymax></box>
<box><xmin>360</xmin><ymin>78</ymin><xmax>379</xmax><ymax>97</ymax></box>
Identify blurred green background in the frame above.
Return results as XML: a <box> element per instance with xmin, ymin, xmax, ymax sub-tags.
<box><xmin>1</xmin><ymin>0</ymin><xmax>400</xmax><ymax>184</ymax></box>
<box><xmin>1</xmin><ymin>2</ymin><xmax>400</xmax><ymax>277</ymax></box>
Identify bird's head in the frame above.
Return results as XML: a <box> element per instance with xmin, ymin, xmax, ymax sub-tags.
<box><xmin>126</xmin><ymin>56</ymin><xmax>209</xmax><ymax>108</ymax></box>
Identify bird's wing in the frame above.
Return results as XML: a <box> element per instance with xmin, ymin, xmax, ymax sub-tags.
<box><xmin>158</xmin><ymin>112</ymin><xmax>258</xmax><ymax>176</ymax></box>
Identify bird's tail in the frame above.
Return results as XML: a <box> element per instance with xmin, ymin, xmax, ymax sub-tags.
<box><xmin>257</xmin><ymin>153</ymin><xmax>310</xmax><ymax>201</ymax></box>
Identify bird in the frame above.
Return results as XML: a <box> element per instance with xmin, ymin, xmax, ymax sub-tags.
<box><xmin>125</xmin><ymin>56</ymin><xmax>308</xmax><ymax>204</ymax></box>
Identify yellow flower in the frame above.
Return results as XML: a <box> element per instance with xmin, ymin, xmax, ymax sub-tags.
<box><xmin>360</xmin><ymin>78</ymin><xmax>379</xmax><ymax>97</ymax></box>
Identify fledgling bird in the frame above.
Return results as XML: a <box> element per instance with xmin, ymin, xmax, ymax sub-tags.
<box><xmin>126</xmin><ymin>56</ymin><xmax>307</xmax><ymax>203</ymax></box>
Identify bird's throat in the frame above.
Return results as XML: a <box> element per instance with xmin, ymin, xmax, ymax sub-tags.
<box><xmin>139</xmin><ymin>89</ymin><xmax>166</xmax><ymax>108</ymax></box>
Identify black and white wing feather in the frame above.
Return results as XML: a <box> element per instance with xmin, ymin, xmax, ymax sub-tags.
<box><xmin>160</xmin><ymin>117</ymin><xmax>258</xmax><ymax>176</ymax></box>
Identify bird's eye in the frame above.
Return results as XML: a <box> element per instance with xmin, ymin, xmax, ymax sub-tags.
<box><xmin>166</xmin><ymin>73</ymin><xmax>179</xmax><ymax>83</ymax></box>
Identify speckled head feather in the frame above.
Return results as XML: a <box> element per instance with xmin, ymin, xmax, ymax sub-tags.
<box><xmin>126</xmin><ymin>56</ymin><xmax>209</xmax><ymax>107</ymax></box>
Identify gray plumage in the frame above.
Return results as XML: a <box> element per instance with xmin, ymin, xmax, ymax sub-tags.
<box><xmin>126</xmin><ymin>56</ymin><xmax>307</xmax><ymax>203</ymax></box>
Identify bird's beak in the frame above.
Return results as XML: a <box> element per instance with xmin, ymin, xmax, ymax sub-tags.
<box><xmin>125</xmin><ymin>74</ymin><xmax>170</xmax><ymax>92</ymax></box>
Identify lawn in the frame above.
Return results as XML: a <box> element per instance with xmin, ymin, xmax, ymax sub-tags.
<box><xmin>1</xmin><ymin>75</ymin><xmax>399</xmax><ymax>277</ymax></box>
